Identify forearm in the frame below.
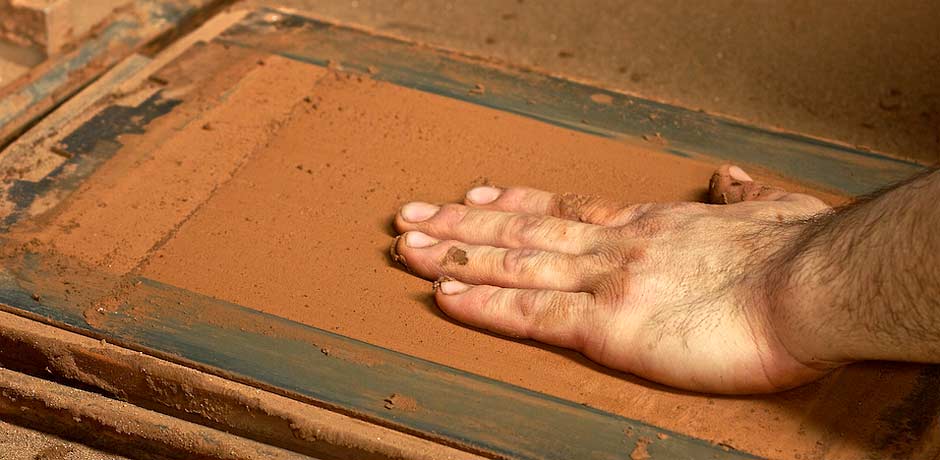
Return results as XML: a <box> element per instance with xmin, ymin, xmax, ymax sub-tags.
<box><xmin>773</xmin><ymin>168</ymin><xmax>940</xmax><ymax>365</ymax></box>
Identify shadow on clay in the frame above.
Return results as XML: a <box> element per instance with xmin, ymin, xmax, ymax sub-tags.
<box><xmin>758</xmin><ymin>361</ymin><xmax>940</xmax><ymax>458</ymax></box>
<box><xmin>691</xmin><ymin>186</ymin><xmax>711</xmax><ymax>204</ymax></box>
<box><xmin>401</xmin><ymin>277</ymin><xmax>701</xmax><ymax>399</ymax></box>
<box><xmin>379</xmin><ymin>190</ymin><xmax>937</xmax><ymax>457</ymax></box>
<box><xmin>383</xmin><ymin>238</ymin><xmax>938</xmax><ymax>458</ymax></box>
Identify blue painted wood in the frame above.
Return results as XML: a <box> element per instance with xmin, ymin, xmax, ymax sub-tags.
<box><xmin>0</xmin><ymin>251</ymin><xmax>758</xmax><ymax>460</ymax></box>
<box><xmin>1</xmin><ymin>91</ymin><xmax>180</xmax><ymax>230</ymax></box>
<box><xmin>0</xmin><ymin>0</ymin><xmax>214</xmax><ymax>147</ymax></box>
<box><xmin>218</xmin><ymin>9</ymin><xmax>926</xmax><ymax>197</ymax></box>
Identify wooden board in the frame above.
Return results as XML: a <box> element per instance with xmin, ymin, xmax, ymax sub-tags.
<box><xmin>0</xmin><ymin>0</ymin><xmax>220</xmax><ymax>149</ymax></box>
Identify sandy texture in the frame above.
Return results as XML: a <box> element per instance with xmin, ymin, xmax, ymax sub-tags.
<box><xmin>0</xmin><ymin>39</ymin><xmax>42</xmax><ymax>87</ymax></box>
<box><xmin>136</xmin><ymin>62</ymin><xmax>932</xmax><ymax>460</ymax></box>
<box><xmin>0</xmin><ymin>310</ymin><xmax>484</xmax><ymax>460</ymax></box>
<box><xmin>5</xmin><ymin>46</ymin><xmax>935</xmax><ymax>459</ymax></box>
<box><xmin>0</xmin><ymin>419</ymin><xmax>130</xmax><ymax>460</ymax></box>
<box><xmin>0</xmin><ymin>367</ymin><xmax>312</xmax><ymax>460</ymax></box>
<box><xmin>14</xmin><ymin>43</ymin><xmax>309</xmax><ymax>274</ymax></box>
<box><xmin>0</xmin><ymin>57</ymin><xmax>27</xmax><ymax>87</ymax></box>
<box><xmin>245</xmin><ymin>0</ymin><xmax>940</xmax><ymax>164</ymax></box>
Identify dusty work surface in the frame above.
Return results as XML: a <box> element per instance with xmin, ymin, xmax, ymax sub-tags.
<box><xmin>0</xmin><ymin>419</ymin><xmax>129</xmax><ymax>460</ymax></box>
<box><xmin>245</xmin><ymin>0</ymin><xmax>940</xmax><ymax>165</ymax></box>
<box><xmin>0</xmin><ymin>32</ymin><xmax>935</xmax><ymax>460</ymax></box>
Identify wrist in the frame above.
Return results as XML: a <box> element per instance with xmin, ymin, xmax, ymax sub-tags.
<box><xmin>761</xmin><ymin>169</ymin><xmax>940</xmax><ymax>370</ymax></box>
<box><xmin>764</xmin><ymin>212</ymin><xmax>852</xmax><ymax>368</ymax></box>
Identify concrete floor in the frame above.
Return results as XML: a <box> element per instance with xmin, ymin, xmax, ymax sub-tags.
<box><xmin>252</xmin><ymin>0</ymin><xmax>940</xmax><ymax>164</ymax></box>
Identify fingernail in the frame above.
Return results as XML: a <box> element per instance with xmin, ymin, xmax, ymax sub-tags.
<box><xmin>466</xmin><ymin>186</ymin><xmax>502</xmax><ymax>205</ymax></box>
<box><xmin>401</xmin><ymin>202</ymin><xmax>440</xmax><ymax>222</ymax></box>
<box><xmin>436</xmin><ymin>279</ymin><xmax>470</xmax><ymax>295</ymax></box>
<box><xmin>389</xmin><ymin>236</ymin><xmax>408</xmax><ymax>268</ymax></box>
<box><xmin>405</xmin><ymin>231</ymin><xmax>438</xmax><ymax>248</ymax></box>
<box><xmin>728</xmin><ymin>165</ymin><xmax>753</xmax><ymax>182</ymax></box>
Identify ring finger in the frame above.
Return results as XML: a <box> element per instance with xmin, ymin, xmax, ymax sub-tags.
<box><xmin>392</xmin><ymin>231</ymin><xmax>603</xmax><ymax>291</ymax></box>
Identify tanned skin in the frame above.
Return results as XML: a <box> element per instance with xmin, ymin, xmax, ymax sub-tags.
<box><xmin>391</xmin><ymin>165</ymin><xmax>940</xmax><ymax>394</ymax></box>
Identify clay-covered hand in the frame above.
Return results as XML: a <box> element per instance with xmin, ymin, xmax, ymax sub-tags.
<box><xmin>392</xmin><ymin>165</ymin><xmax>834</xmax><ymax>394</ymax></box>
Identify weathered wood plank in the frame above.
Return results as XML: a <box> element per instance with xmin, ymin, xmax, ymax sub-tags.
<box><xmin>0</xmin><ymin>367</ymin><xmax>312</xmax><ymax>460</ymax></box>
<box><xmin>0</xmin><ymin>0</ymin><xmax>219</xmax><ymax>149</ymax></box>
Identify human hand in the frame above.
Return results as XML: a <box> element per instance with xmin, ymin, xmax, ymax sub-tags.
<box><xmin>391</xmin><ymin>165</ymin><xmax>836</xmax><ymax>394</ymax></box>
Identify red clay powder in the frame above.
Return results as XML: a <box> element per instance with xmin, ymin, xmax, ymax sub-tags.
<box><xmin>7</xmin><ymin>52</ymin><xmax>934</xmax><ymax>460</ymax></box>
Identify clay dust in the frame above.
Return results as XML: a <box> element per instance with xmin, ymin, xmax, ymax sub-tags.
<box><xmin>630</xmin><ymin>437</ymin><xmax>651</xmax><ymax>460</ymax></box>
<box><xmin>442</xmin><ymin>247</ymin><xmax>469</xmax><ymax>266</ymax></box>
<box><xmin>4</xmin><ymin>47</ymin><xmax>930</xmax><ymax>460</ymax></box>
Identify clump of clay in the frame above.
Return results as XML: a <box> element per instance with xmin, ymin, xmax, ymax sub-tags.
<box><xmin>383</xmin><ymin>393</ymin><xmax>418</xmax><ymax>412</ymax></box>
<box><xmin>388</xmin><ymin>236</ymin><xmax>408</xmax><ymax>268</ymax></box>
<box><xmin>642</xmin><ymin>133</ymin><xmax>667</xmax><ymax>145</ymax></box>
<box><xmin>469</xmin><ymin>176</ymin><xmax>491</xmax><ymax>187</ymax></box>
<box><xmin>431</xmin><ymin>276</ymin><xmax>455</xmax><ymax>293</ymax></box>
<box><xmin>590</xmin><ymin>93</ymin><xmax>613</xmax><ymax>105</ymax></box>
<box><xmin>442</xmin><ymin>247</ymin><xmax>468</xmax><ymax>266</ymax></box>
<box><xmin>630</xmin><ymin>437</ymin><xmax>652</xmax><ymax>460</ymax></box>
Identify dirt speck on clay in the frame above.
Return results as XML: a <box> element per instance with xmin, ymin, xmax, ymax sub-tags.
<box><xmin>383</xmin><ymin>393</ymin><xmax>419</xmax><ymax>412</ymax></box>
<box><xmin>590</xmin><ymin>93</ymin><xmax>613</xmax><ymax>105</ymax></box>
<box><xmin>630</xmin><ymin>437</ymin><xmax>651</xmax><ymax>460</ymax></box>
<box><xmin>442</xmin><ymin>247</ymin><xmax>469</xmax><ymax>266</ymax></box>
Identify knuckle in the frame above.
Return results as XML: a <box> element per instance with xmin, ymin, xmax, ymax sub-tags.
<box><xmin>507</xmin><ymin>214</ymin><xmax>549</xmax><ymax>243</ymax></box>
<box><xmin>591</xmin><ymin>274</ymin><xmax>630</xmax><ymax>307</ymax></box>
<box><xmin>590</xmin><ymin>243</ymin><xmax>646</xmax><ymax>270</ymax></box>
<box><xmin>501</xmin><ymin>248</ymin><xmax>541</xmax><ymax>274</ymax></box>
<box><xmin>587</xmin><ymin>243</ymin><xmax>644</xmax><ymax>305</ymax></box>
<box><xmin>525</xmin><ymin>293</ymin><xmax>575</xmax><ymax>339</ymax></box>
<box><xmin>552</xmin><ymin>193</ymin><xmax>615</xmax><ymax>223</ymax></box>
<box><xmin>512</xmin><ymin>289</ymin><xmax>542</xmax><ymax>320</ymax></box>
<box><xmin>625</xmin><ymin>212</ymin><xmax>670</xmax><ymax>236</ymax></box>
<box><xmin>619</xmin><ymin>202</ymin><xmax>704</xmax><ymax>235</ymax></box>
<box><xmin>480</xmin><ymin>287</ymin><xmax>506</xmax><ymax>316</ymax></box>
<box><xmin>607</xmin><ymin>206</ymin><xmax>642</xmax><ymax>226</ymax></box>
